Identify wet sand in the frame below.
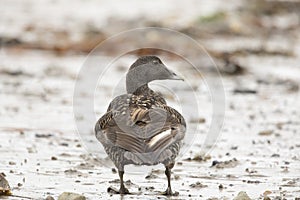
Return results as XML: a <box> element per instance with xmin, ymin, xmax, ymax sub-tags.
<box><xmin>1</xmin><ymin>0</ymin><xmax>300</xmax><ymax>199</ymax></box>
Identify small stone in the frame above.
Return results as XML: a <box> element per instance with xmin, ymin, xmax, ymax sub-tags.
<box><xmin>263</xmin><ymin>190</ymin><xmax>272</xmax><ymax>196</ymax></box>
<box><xmin>64</xmin><ymin>169</ymin><xmax>78</xmax><ymax>175</ymax></box>
<box><xmin>212</xmin><ymin>160</ymin><xmax>220</xmax><ymax>166</ymax></box>
<box><xmin>145</xmin><ymin>186</ymin><xmax>155</xmax><ymax>190</ymax></box>
<box><xmin>8</xmin><ymin>161</ymin><xmax>16</xmax><ymax>165</ymax></box>
<box><xmin>51</xmin><ymin>156</ymin><xmax>58</xmax><ymax>160</ymax></box>
<box><xmin>58</xmin><ymin>192</ymin><xmax>86</xmax><ymax>200</ymax></box>
<box><xmin>189</xmin><ymin>181</ymin><xmax>207</xmax><ymax>188</ymax></box>
<box><xmin>0</xmin><ymin>173</ymin><xmax>11</xmax><ymax>195</ymax></box>
<box><xmin>45</xmin><ymin>196</ymin><xmax>55</xmax><ymax>200</ymax></box>
<box><xmin>276</xmin><ymin>122</ymin><xmax>283</xmax><ymax>130</ymax></box>
<box><xmin>35</xmin><ymin>133</ymin><xmax>53</xmax><ymax>138</ymax></box>
<box><xmin>258</xmin><ymin>130</ymin><xmax>273</xmax><ymax>136</ymax></box>
<box><xmin>247</xmin><ymin>180</ymin><xmax>260</xmax><ymax>184</ymax></box>
<box><xmin>111</xmin><ymin>168</ymin><xmax>117</xmax><ymax>174</ymax></box>
<box><xmin>218</xmin><ymin>184</ymin><xmax>224</xmax><ymax>190</ymax></box>
<box><xmin>271</xmin><ymin>154</ymin><xmax>280</xmax><ymax>158</ymax></box>
<box><xmin>233</xmin><ymin>191</ymin><xmax>251</xmax><ymax>200</ymax></box>
<box><xmin>231</xmin><ymin>146</ymin><xmax>238</xmax><ymax>150</ymax></box>
<box><xmin>211</xmin><ymin>158</ymin><xmax>239</xmax><ymax>168</ymax></box>
<box><xmin>192</xmin><ymin>154</ymin><xmax>211</xmax><ymax>162</ymax></box>
<box><xmin>145</xmin><ymin>174</ymin><xmax>158</xmax><ymax>180</ymax></box>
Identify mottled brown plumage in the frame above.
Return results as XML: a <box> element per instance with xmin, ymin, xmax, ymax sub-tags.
<box><xmin>95</xmin><ymin>56</ymin><xmax>186</xmax><ymax>195</ymax></box>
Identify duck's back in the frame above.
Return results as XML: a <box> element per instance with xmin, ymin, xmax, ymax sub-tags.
<box><xmin>95</xmin><ymin>88</ymin><xmax>186</xmax><ymax>165</ymax></box>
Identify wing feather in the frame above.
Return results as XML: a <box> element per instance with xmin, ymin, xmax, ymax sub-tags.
<box><xmin>95</xmin><ymin>94</ymin><xmax>186</xmax><ymax>155</ymax></box>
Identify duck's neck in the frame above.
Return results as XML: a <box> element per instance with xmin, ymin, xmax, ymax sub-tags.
<box><xmin>126</xmin><ymin>83</ymin><xmax>150</xmax><ymax>95</ymax></box>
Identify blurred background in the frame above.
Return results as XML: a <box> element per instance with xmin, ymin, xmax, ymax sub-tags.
<box><xmin>1</xmin><ymin>0</ymin><xmax>300</xmax><ymax>199</ymax></box>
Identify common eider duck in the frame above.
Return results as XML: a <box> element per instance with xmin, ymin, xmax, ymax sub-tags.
<box><xmin>95</xmin><ymin>56</ymin><xmax>186</xmax><ymax>195</ymax></box>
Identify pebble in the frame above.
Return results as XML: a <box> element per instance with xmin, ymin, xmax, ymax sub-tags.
<box><xmin>263</xmin><ymin>190</ymin><xmax>272</xmax><ymax>196</ymax></box>
<box><xmin>218</xmin><ymin>184</ymin><xmax>224</xmax><ymax>190</ymax></box>
<box><xmin>271</xmin><ymin>154</ymin><xmax>280</xmax><ymax>158</ymax></box>
<box><xmin>233</xmin><ymin>191</ymin><xmax>251</xmax><ymax>200</ymax></box>
<box><xmin>145</xmin><ymin>174</ymin><xmax>158</xmax><ymax>180</ymax></box>
<box><xmin>8</xmin><ymin>161</ymin><xmax>16</xmax><ymax>165</ymax></box>
<box><xmin>189</xmin><ymin>181</ymin><xmax>208</xmax><ymax>188</ymax></box>
<box><xmin>0</xmin><ymin>173</ymin><xmax>11</xmax><ymax>195</ymax></box>
<box><xmin>51</xmin><ymin>156</ymin><xmax>58</xmax><ymax>160</ymax></box>
<box><xmin>258</xmin><ymin>130</ymin><xmax>273</xmax><ymax>136</ymax></box>
<box><xmin>211</xmin><ymin>158</ymin><xmax>239</xmax><ymax>168</ymax></box>
<box><xmin>45</xmin><ymin>196</ymin><xmax>55</xmax><ymax>200</ymax></box>
<box><xmin>58</xmin><ymin>192</ymin><xmax>86</xmax><ymax>200</ymax></box>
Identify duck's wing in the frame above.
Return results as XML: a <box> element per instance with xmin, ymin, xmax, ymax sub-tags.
<box><xmin>142</xmin><ymin>105</ymin><xmax>186</xmax><ymax>153</ymax></box>
<box><xmin>95</xmin><ymin>95</ymin><xmax>186</xmax><ymax>154</ymax></box>
<box><xmin>95</xmin><ymin>94</ymin><xmax>146</xmax><ymax>153</ymax></box>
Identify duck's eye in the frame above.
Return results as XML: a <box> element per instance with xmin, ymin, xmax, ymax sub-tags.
<box><xmin>152</xmin><ymin>60</ymin><xmax>159</xmax><ymax>65</ymax></box>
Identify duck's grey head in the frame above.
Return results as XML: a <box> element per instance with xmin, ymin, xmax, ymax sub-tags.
<box><xmin>126</xmin><ymin>56</ymin><xmax>183</xmax><ymax>94</ymax></box>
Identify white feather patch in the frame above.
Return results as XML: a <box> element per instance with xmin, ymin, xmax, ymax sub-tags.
<box><xmin>148</xmin><ymin>129</ymin><xmax>171</xmax><ymax>147</ymax></box>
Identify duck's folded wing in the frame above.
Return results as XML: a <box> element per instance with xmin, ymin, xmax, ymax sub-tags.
<box><xmin>124</xmin><ymin>105</ymin><xmax>186</xmax><ymax>153</ymax></box>
<box><xmin>95</xmin><ymin>111</ymin><xmax>145</xmax><ymax>153</ymax></box>
<box><xmin>95</xmin><ymin>105</ymin><xmax>186</xmax><ymax>154</ymax></box>
<box><xmin>143</xmin><ymin>106</ymin><xmax>186</xmax><ymax>153</ymax></box>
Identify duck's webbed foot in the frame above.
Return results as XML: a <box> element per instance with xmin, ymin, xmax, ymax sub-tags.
<box><xmin>161</xmin><ymin>187</ymin><xmax>179</xmax><ymax>196</ymax></box>
<box><xmin>107</xmin><ymin>186</ymin><xmax>130</xmax><ymax>194</ymax></box>
<box><xmin>107</xmin><ymin>170</ymin><xmax>130</xmax><ymax>195</ymax></box>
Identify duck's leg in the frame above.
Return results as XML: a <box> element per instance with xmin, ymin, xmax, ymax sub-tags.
<box><xmin>107</xmin><ymin>170</ymin><xmax>130</xmax><ymax>194</ymax></box>
<box><xmin>164</xmin><ymin>166</ymin><xmax>173</xmax><ymax>195</ymax></box>
<box><xmin>162</xmin><ymin>163</ymin><xmax>179</xmax><ymax>196</ymax></box>
<box><xmin>118</xmin><ymin>170</ymin><xmax>130</xmax><ymax>194</ymax></box>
